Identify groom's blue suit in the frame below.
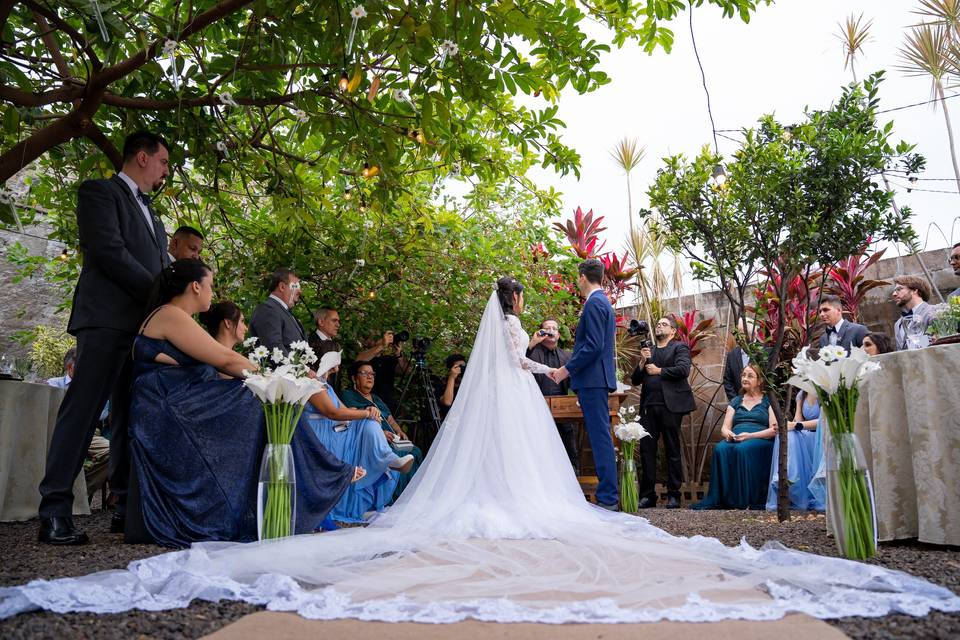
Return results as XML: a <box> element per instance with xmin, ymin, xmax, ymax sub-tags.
<box><xmin>565</xmin><ymin>289</ymin><xmax>619</xmax><ymax>507</ymax></box>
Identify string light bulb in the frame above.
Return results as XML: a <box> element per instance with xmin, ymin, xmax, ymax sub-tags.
<box><xmin>344</xmin><ymin>188</ymin><xmax>352</xmax><ymax>200</ymax></box>
<box><xmin>58</xmin><ymin>248</ymin><xmax>69</xmax><ymax>261</ymax></box>
<box><xmin>908</xmin><ymin>176</ymin><xmax>918</xmax><ymax>184</ymax></box>
<box><xmin>361</xmin><ymin>162</ymin><xmax>380</xmax><ymax>178</ymax></box>
<box><xmin>710</xmin><ymin>164</ymin><xmax>727</xmax><ymax>186</ymax></box>
<box><xmin>415</xmin><ymin>130</ymin><xmax>425</xmax><ymax>144</ymax></box>
<box><xmin>368</xmin><ymin>290</ymin><xmax>376</xmax><ymax>300</ymax></box>
<box><xmin>338</xmin><ymin>70</ymin><xmax>350</xmax><ymax>92</ymax></box>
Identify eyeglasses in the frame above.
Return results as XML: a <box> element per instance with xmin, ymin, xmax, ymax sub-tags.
<box><xmin>356</xmin><ymin>371</ymin><xmax>375</xmax><ymax>377</ymax></box>
<box><xmin>288</xmin><ymin>281</ymin><xmax>301</xmax><ymax>291</ymax></box>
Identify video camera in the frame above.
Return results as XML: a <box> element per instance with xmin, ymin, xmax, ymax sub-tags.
<box><xmin>627</xmin><ymin>319</ymin><xmax>653</xmax><ymax>350</ymax></box>
<box><xmin>393</xmin><ymin>330</ymin><xmax>410</xmax><ymax>343</ymax></box>
<box><xmin>410</xmin><ymin>336</ymin><xmax>432</xmax><ymax>365</ymax></box>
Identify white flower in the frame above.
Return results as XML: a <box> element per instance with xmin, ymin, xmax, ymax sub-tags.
<box><xmin>615</xmin><ymin>421</ymin><xmax>650</xmax><ymax>442</ymax></box>
<box><xmin>215</xmin><ymin>141</ymin><xmax>228</xmax><ymax>154</ymax></box>
<box><xmin>218</xmin><ymin>92</ymin><xmax>239</xmax><ymax>108</ymax></box>
<box><xmin>355</xmin><ymin>258</ymin><xmax>365</xmax><ymax>267</ymax></box>
<box><xmin>290</xmin><ymin>108</ymin><xmax>309</xmax><ymax>124</ymax></box>
<box><xmin>251</xmin><ymin>345</ymin><xmax>269</xmax><ymax>361</ymax></box>
<box><xmin>242</xmin><ymin>336</ymin><xmax>259</xmax><ymax>348</ymax></box>
<box><xmin>0</xmin><ymin>190</ymin><xmax>12</xmax><ymax>205</ymax></box>
<box><xmin>279</xmin><ymin>374</ymin><xmax>325</xmax><ymax>406</ymax></box>
<box><xmin>271</xmin><ymin>347</ymin><xmax>285</xmax><ymax>364</ymax></box>
<box><xmin>819</xmin><ymin>345</ymin><xmax>846</xmax><ymax>363</ymax></box>
<box><xmin>290</xmin><ymin>340</ymin><xmax>310</xmax><ymax>352</ymax></box>
<box><xmin>162</xmin><ymin>39</ymin><xmax>178</xmax><ymax>56</ymax></box>
<box><xmin>442</xmin><ymin>40</ymin><xmax>459</xmax><ymax>56</ymax></box>
<box><xmin>350</xmin><ymin>5</ymin><xmax>367</xmax><ymax>20</ymax></box>
<box><xmin>243</xmin><ymin>372</ymin><xmax>283</xmax><ymax>403</ymax></box>
<box><xmin>392</xmin><ymin>88</ymin><xmax>409</xmax><ymax>103</ymax></box>
<box><xmin>363</xmin><ymin>220</ymin><xmax>374</xmax><ymax>229</ymax></box>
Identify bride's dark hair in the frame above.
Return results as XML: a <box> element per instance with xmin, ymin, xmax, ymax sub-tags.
<box><xmin>496</xmin><ymin>277</ymin><xmax>524</xmax><ymax>316</ymax></box>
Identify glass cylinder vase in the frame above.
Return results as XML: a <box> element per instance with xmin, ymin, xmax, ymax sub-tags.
<box><xmin>619</xmin><ymin>453</ymin><xmax>640</xmax><ymax>514</ymax></box>
<box><xmin>257</xmin><ymin>443</ymin><xmax>296</xmax><ymax>541</ymax></box>
<box><xmin>823</xmin><ymin>422</ymin><xmax>877</xmax><ymax>560</ymax></box>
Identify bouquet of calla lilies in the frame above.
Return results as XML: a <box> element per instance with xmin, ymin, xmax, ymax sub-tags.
<box><xmin>615</xmin><ymin>406</ymin><xmax>650</xmax><ymax>514</ymax></box>
<box><xmin>789</xmin><ymin>345</ymin><xmax>880</xmax><ymax>559</ymax></box>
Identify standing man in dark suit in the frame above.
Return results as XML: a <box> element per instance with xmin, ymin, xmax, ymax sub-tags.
<box><xmin>307</xmin><ymin>307</ymin><xmax>341</xmax><ymax>388</ymax></box>
<box><xmin>817</xmin><ymin>294</ymin><xmax>867</xmax><ymax>353</ymax></box>
<box><xmin>631</xmin><ymin>317</ymin><xmax>696</xmax><ymax>509</ymax></box>
<box><xmin>249</xmin><ymin>268</ymin><xmax>306</xmax><ymax>353</ymax></box>
<box><xmin>38</xmin><ymin>131</ymin><xmax>172</xmax><ymax>545</ymax></box>
<box><xmin>551</xmin><ymin>259</ymin><xmax>619</xmax><ymax>510</ymax></box>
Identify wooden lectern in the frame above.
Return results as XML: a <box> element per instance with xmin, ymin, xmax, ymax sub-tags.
<box><xmin>546</xmin><ymin>392</ymin><xmax>626</xmax><ymax>501</ymax></box>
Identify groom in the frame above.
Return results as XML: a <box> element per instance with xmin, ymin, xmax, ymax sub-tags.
<box><xmin>551</xmin><ymin>259</ymin><xmax>619</xmax><ymax>510</ymax></box>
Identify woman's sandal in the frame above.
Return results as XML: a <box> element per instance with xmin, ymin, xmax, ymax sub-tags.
<box><xmin>352</xmin><ymin>467</ymin><xmax>367</xmax><ymax>483</ymax></box>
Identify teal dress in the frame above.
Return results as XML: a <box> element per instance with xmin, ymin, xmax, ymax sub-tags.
<box><xmin>341</xmin><ymin>388</ymin><xmax>423</xmax><ymax>500</ymax></box>
<box><xmin>694</xmin><ymin>395</ymin><xmax>774</xmax><ymax>510</ymax></box>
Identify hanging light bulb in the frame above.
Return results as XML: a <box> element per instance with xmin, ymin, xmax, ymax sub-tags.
<box><xmin>361</xmin><ymin>162</ymin><xmax>380</xmax><ymax>178</ymax></box>
<box><xmin>711</xmin><ymin>164</ymin><xmax>727</xmax><ymax>186</ymax></box>
<box><xmin>338</xmin><ymin>70</ymin><xmax>350</xmax><ymax>92</ymax></box>
<box><xmin>414</xmin><ymin>130</ymin><xmax>425</xmax><ymax>144</ymax></box>
<box><xmin>59</xmin><ymin>248</ymin><xmax>70</xmax><ymax>261</ymax></box>
<box><xmin>344</xmin><ymin>188</ymin><xmax>353</xmax><ymax>200</ymax></box>
<box><xmin>368</xmin><ymin>290</ymin><xmax>376</xmax><ymax>300</ymax></box>
<box><xmin>908</xmin><ymin>176</ymin><xmax>918</xmax><ymax>184</ymax></box>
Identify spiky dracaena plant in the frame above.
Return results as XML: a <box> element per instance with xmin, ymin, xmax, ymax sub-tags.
<box><xmin>626</xmin><ymin>219</ymin><xmax>684</xmax><ymax>328</ymax></box>
<box><xmin>837</xmin><ymin>12</ymin><xmax>873</xmax><ymax>84</ymax></box>
<box><xmin>610</xmin><ymin>138</ymin><xmax>646</xmax><ymax>234</ymax></box>
<box><xmin>900</xmin><ymin>23</ymin><xmax>960</xmax><ymax>194</ymax></box>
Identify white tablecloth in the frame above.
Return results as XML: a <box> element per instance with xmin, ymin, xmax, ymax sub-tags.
<box><xmin>854</xmin><ymin>343</ymin><xmax>960</xmax><ymax>545</ymax></box>
<box><xmin>0</xmin><ymin>380</ymin><xmax>90</xmax><ymax>521</ymax></box>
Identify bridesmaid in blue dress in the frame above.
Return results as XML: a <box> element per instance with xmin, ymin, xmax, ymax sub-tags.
<box><xmin>694</xmin><ymin>364</ymin><xmax>776</xmax><ymax>510</ymax></box>
<box><xmin>128</xmin><ymin>260</ymin><xmax>361</xmax><ymax>547</ymax></box>
<box><xmin>765</xmin><ymin>389</ymin><xmax>822</xmax><ymax>511</ymax></box>
<box><xmin>305</xmin><ymin>358</ymin><xmax>411</xmax><ymax>523</ymax></box>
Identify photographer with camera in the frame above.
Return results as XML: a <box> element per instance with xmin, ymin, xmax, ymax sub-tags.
<box><xmin>527</xmin><ymin>319</ymin><xmax>578</xmax><ymax>473</ymax></box>
<box><xmin>630</xmin><ymin>316</ymin><xmax>696</xmax><ymax>509</ymax></box>
<box><xmin>437</xmin><ymin>353</ymin><xmax>467</xmax><ymax>421</ymax></box>
<box><xmin>357</xmin><ymin>330</ymin><xmax>410</xmax><ymax>411</ymax></box>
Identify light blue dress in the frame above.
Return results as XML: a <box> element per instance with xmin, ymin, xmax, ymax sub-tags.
<box><xmin>766</xmin><ymin>392</ymin><xmax>823</xmax><ymax>511</ymax></box>
<box><xmin>808</xmin><ymin>414</ymin><xmax>827</xmax><ymax>511</ymax></box>
<box><xmin>305</xmin><ymin>386</ymin><xmax>400</xmax><ymax>523</ymax></box>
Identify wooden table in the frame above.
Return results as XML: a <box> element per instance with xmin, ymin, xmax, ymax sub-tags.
<box><xmin>547</xmin><ymin>393</ymin><xmax>626</xmax><ymax>500</ymax></box>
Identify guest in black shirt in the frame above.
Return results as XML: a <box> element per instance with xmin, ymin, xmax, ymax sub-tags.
<box><xmin>308</xmin><ymin>307</ymin><xmax>341</xmax><ymax>388</ymax></box>
<box><xmin>527</xmin><ymin>318</ymin><xmax>578</xmax><ymax>473</ymax></box>
<box><xmin>631</xmin><ymin>316</ymin><xmax>696</xmax><ymax>509</ymax></box>
<box><xmin>436</xmin><ymin>353</ymin><xmax>466</xmax><ymax>422</ymax></box>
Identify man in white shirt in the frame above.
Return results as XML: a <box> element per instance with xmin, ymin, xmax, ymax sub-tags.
<box><xmin>817</xmin><ymin>295</ymin><xmax>867</xmax><ymax>353</ymax></box>
<box><xmin>892</xmin><ymin>275</ymin><xmax>936</xmax><ymax>350</ymax></box>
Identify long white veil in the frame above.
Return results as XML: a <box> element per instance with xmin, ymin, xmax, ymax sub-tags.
<box><xmin>2</xmin><ymin>292</ymin><xmax>959</xmax><ymax>622</ymax></box>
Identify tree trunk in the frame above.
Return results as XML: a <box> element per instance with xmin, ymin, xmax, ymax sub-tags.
<box><xmin>937</xmin><ymin>81</ymin><xmax>960</xmax><ymax>196</ymax></box>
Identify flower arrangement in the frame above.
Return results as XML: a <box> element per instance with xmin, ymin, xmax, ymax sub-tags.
<box><xmin>614</xmin><ymin>406</ymin><xmax>650</xmax><ymax>514</ymax></box>
<box><xmin>929</xmin><ymin>298</ymin><xmax>960</xmax><ymax>341</ymax></box>
<box><xmin>242</xmin><ymin>339</ymin><xmax>328</xmax><ymax>540</ymax></box>
<box><xmin>789</xmin><ymin>345</ymin><xmax>880</xmax><ymax>559</ymax></box>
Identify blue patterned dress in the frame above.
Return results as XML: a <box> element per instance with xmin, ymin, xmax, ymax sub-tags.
<box><xmin>765</xmin><ymin>392</ymin><xmax>823</xmax><ymax>511</ymax></box>
<box><xmin>694</xmin><ymin>395</ymin><xmax>774</xmax><ymax>510</ymax></box>
<box><xmin>305</xmin><ymin>386</ymin><xmax>400</xmax><ymax>523</ymax></box>
<box><xmin>128</xmin><ymin>336</ymin><xmax>354</xmax><ymax>547</ymax></box>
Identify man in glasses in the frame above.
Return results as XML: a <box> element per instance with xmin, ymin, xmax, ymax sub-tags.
<box><xmin>249</xmin><ymin>268</ymin><xmax>307</xmax><ymax>353</ymax></box>
<box><xmin>949</xmin><ymin>242</ymin><xmax>960</xmax><ymax>300</ymax></box>
<box><xmin>630</xmin><ymin>316</ymin><xmax>696</xmax><ymax>509</ymax></box>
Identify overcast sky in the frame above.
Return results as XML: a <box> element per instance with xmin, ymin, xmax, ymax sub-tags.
<box><xmin>524</xmin><ymin>0</ymin><xmax>958</xmax><ymax>280</ymax></box>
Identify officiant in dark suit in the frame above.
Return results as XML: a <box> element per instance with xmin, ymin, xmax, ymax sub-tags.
<box><xmin>631</xmin><ymin>317</ymin><xmax>696</xmax><ymax>509</ymax></box>
<box><xmin>38</xmin><ymin>131</ymin><xmax>172</xmax><ymax>545</ymax></box>
<box><xmin>249</xmin><ymin>268</ymin><xmax>307</xmax><ymax>352</ymax></box>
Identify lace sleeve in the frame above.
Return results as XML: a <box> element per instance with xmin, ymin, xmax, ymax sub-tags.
<box><xmin>504</xmin><ymin>316</ymin><xmax>553</xmax><ymax>375</ymax></box>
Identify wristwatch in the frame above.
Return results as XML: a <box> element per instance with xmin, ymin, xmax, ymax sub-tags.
<box><xmin>793</xmin><ymin>422</ymin><xmax>804</xmax><ymax>431</ymax></box>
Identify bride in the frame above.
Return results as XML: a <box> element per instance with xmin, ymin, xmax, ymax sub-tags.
<box><xmin>2</xmin><ymin>277</ymin><xmax>958</xmax><ymax>622</ymax></box>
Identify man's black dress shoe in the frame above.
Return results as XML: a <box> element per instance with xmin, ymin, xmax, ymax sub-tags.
<box><xmin>596</xmin><ymin>501</ymin><xmax>620</xmax><ymax>512</ymax></box>
<box><xmin>110</xmin><ymin>512</ymin><xmax>125</xmax><ymax>534</ymax></box>
<box><xmin>637</xmin><ymin>497</ymin><xmax>657</xmax><ymax>509</ymax></box>
<box><xmin>665</xmin><ymin>496</ymin><xmax>681</xmax><ymax>509</ymax></box>
<box><xmin>38</xmin><ymin>516</ymin><xmax>89</xmax><ymax>546</ymax></box>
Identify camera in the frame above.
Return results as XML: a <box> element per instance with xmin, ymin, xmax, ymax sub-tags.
<box><xmin>393</xmin><ymin>330</ymin><xmax>410</xmax><ymax>343</ymax></box>
<box><xmin>537</xmin><ymin>330</ymin><xmax>552</xmax><ymax>337</ymax></box>
<box><xmin>627</xmin><ymin>319</ymin><xmax>653</xmax><ymax>350</ymax></box>
<box><xmin>410</xmin><ymin>336</ymin><xmax>432</xmax><ymax>365</ymax></box>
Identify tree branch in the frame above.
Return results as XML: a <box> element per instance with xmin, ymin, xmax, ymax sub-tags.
<box><xmin>0</xmin><ymin>83</ymin><xmax>83</xmax><ymax>107</ymax></box>
<box><xmin>95</xmin><ymin>0</ymin><xmax>257</xmax><ymax>89</ymax></box>
<box><xmin>30</xmin><ymin>9</ymin><xmax>72</xmax><ymax>80</ymax></box>
<box><xmin>101</xmin><ymin>87</ymin><xmax>331</xmax><ymax>110</ymax></box>
<box><xmin>85</xmin><ymin>124</ymin><xmax>122</xmax><ymax>171</ymax></box>
<box><xmin>23</xmin><ymin>0</ymin><xmax>101</xmax><ymax>70</ymax></box>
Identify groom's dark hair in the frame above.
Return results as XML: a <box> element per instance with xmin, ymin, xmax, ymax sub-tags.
<box><xmin>578</xmin><ymin>259</ymin><xmax>604</xmax><ymax>285</ymax></box>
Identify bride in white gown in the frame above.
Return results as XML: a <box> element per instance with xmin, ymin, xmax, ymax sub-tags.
<box><xmin>2</xmin><ymin>282</ymin><xmax>959</xmax><ymax>623</ymax></box>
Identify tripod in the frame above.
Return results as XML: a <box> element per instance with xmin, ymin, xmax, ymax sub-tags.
<box><xmin>395</xmin><ymin>352</ymin><xmax>443</xmax><ymax>449</ymax></box>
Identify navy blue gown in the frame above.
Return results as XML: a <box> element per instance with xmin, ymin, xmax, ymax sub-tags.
<box><xmin>128</xmin><ymin>336</ymin><xmax>354</xmax><ymax>548</ymax></box>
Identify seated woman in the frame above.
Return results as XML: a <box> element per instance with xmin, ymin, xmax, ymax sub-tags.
<box><xmin>306</xmin><ymin>354</ymin><xmax>413</xmax><ymax>523</ymax></box>
<box><xmin>693</xmin><ymin>364</ymin><xmax>776</xmax><ymax>510</ymax></box>
<box><xmin>129</xmin><ymin>260</ymin><xmax>361</xmax><ymax>547</ymax></box>
<box><xmin>341</xmin><ymin>360</ymin><xmax>424</xmax><ymax>500</ymax></box>
<box><xmin>765</xmin><ymin>387</ymin><xmax>822</xmax><ymax>511</ymax></box>
<box><xmin>862</xmin><ymin>332</ymin><xmax>894</xmax><ymax>356</ymax></box>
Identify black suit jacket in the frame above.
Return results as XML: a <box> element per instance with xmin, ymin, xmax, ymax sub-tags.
<box><xmin>723</xmin><ymin>347</ymin><xmax>746</xmax><ymax>402</ymax></box>
<box><xmin>249</xmin><ymin>297</ymin><xmax>307</xmax><ymax>352</ymax></box>
<box><xmin>67</xmin><ymin>175</ymin><xmax>169</xmax><ymax>335</ymax></box>
<box><xmin>307</xmin><ymin>330</ymin><xmax>340</xmax><ymax>389</ymax></box>
<box><xmin>631</xmin><ymin>341</ymin><xmax>696</xmax><ymax>415</ymax></box>
<box><xmin>818</xmin><ymin>320</ymin><xmax>867</xmax><ymax>353</ymax></box>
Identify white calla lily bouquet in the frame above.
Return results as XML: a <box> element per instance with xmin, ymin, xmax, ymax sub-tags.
<box><xmin>615</xmin><ymin>406</ymin><xmax>650</xmax><ymax>514</ymax></box>
<box><xmin>241</xmin><ymin>338</ymin><xmax>330</xmax><ymax>539</ymax></box>
<box><xmin>788</xmin><ymin>345</ymin><xmax>880</xmax><ymax>559</ymax></box>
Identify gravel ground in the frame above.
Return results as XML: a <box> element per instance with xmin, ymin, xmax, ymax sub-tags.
<box><xmin>1</xmin><ymin>509</ymin><xmax>957</xmax><ymax>639</ymax></box>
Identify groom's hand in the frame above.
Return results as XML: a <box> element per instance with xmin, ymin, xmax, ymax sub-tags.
<box><xmin>551</xmin><ymin>366</ymin><xmax>569</xmax><ymax>383</ymax></box>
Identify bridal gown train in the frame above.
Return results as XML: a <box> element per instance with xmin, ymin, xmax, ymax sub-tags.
<box><xmin>2</xmin><ymin>292</ymin><xmax>958</xmax><ymax>623</ymax></box>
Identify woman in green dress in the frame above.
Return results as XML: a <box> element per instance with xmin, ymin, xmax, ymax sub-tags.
<box><xmin>341</xmin><ymin>360</ymin><xmax>423</xmax><ymax>501</ymax></box>
<box><xmin>693</xmin><ymin>363</ymin><xmax>776</xmax><ymax>510</ymax></box>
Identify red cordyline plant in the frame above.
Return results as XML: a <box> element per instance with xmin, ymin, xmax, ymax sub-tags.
<box><xmin>824</xmin><ymin>240</ymin><xmax>888</xmax><ymax>322</ymax></box>
<box><xmin>670</xmin><ymin>309</ymin><xmax>716</xmax><ymax>358</ymax></box>
<box><xmin>529</xmin><ymin>242</ymin><xmax>550</xmax><ymax>263</ymax></box>
<box><xmin>754</xmin><ymin>260</ymin><xmax>821</xmax><ymax>358</ymax></box>
<box><xmin>551</xmin><ymin>206</ymin><xmax>607</xmax><ymax>259</ymax></box>
<box><xmin>600</xmin><ymin>251</ymin><xmax>638</xmax><ymax>305</ymax></box>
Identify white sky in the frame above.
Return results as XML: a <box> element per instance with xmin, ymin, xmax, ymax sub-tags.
<box><xmin>525</xmin><ymin>0</ymin><xmax>959</xmax><ymax>274</ymax></box>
